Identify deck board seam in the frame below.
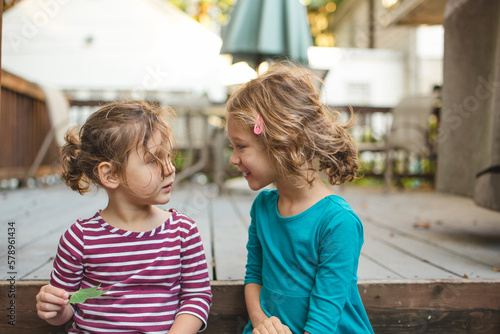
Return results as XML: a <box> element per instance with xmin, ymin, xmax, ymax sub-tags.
<box><xmin>20</xmin><ymin>257</ymin><xmax>54</xmax><ymax>280</ymax></box>
<box><xmin>360</xmin><ymin>252</ymin><xmax>406</xmax><ymax>278</ymax></box>
<box><xmin>368</xmin><ymin>234</ymin><xmax>465</xmax><ymax>278</ymax></box>
<box><xmin>361</xmin><ymin>214</ymin><xmax>498</xmax><ymax>268</ymax></box>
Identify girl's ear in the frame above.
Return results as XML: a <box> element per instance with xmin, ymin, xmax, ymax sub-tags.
<box><xmin>98</xmin><ymin>162</ymin><xmax>120</xmax><ymax>189</ymax></box>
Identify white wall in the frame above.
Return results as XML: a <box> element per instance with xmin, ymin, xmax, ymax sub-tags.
<box><xmin>309</xmin><ymin>47</ymin><xmax>404</xmax><ymax>107</ymax></box>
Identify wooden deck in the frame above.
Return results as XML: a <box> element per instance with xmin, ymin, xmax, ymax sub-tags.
<box><xmin>1</xmin><ymin>180</ymin><xmax>500</xmax><ymax>333</ymax></box>
<box><xmin>1</xmin><ymin>179</ymin><xmax>500</xmax><ymax>281</ymax></box>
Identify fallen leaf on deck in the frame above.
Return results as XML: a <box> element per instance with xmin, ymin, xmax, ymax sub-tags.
<box><xmin>462</xmin><ymin>274</ymin><xmax>468</xmax><ymax>279</ymax></box>
<box><xmin>413</xmin><ymin>221</ymin><xmax>431</xmax><ymax>229</ymax></box>
<box><xmin>69</xmin><ymin>284</ymin><xmax>110</xmax><ymax>305</ymax></box>
<box><xmin>493</xmin><ymin>267</ymin><xmax>500</xmax><ymax>272</ymax></box>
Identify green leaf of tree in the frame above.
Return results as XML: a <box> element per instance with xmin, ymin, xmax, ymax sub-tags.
<box><xmin>68</xmin><ymin>284</ymin><xmax>110</xmax><ymax>305</ymax></box>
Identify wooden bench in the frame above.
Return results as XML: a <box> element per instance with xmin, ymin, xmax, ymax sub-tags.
<box><xmin>1</xmin><ymin>280</ymin><xmax>499</xmax><ymax>333</ymax></box>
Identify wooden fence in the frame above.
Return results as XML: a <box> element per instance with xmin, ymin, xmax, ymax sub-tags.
<box><xmin>0</xmin><ymin>70</ymin><xmax>59</xmax><ymax>181</ymax></box>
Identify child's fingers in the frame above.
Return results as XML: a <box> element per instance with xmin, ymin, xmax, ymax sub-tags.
<box><xmin>253</xmin><ymin>316</ymin><xmax>286</xmax><ymax>334</ymax></box>
<box><xmin>254</xmin><ymin>329</ymin><xmax>277</xmax><ymax>334</ymax></box>
<box><xmin>37</xmin><ymin>304</ymin><xmax>64</xmax><ymax>320</ymax></box>
<box><xmin>37</xmin><ymin>285</ymin><xmax>69</xmax><ymax>305</ymax></box>
<box><xmin>36</xmin><ymin>298</ymin><xmax>66</xmax><ymax>321</ymax></box>
<box><xmin>283</xmin><ymin>325</ymin><xmax>293</xmax><ymax>334</ymax></box>
<box><xmin>270</xmin><ymin>316</ymin><xmax>288</xmax><ymax>334</ymax></box>
<box><xmin>253</xmin><ymin>329</ymin><xmax>269</xmax><ymax>334</ymax></box>
<box><xmin>36</xmin><ymin>292</ymin><xmax>69</xmax><ymax>320</ymax></box>
<box><xmin>269</xmin><ymin>317</ymin><xmax>285</xmax><ymax>334</ymax></box>
<box><xmin>36</xmin><ymin>285</ymin><xmax>70</xmax><ymax>320</ymax></box>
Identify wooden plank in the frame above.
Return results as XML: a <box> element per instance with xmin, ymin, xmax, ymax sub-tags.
<box><xmin>359</xmin><ymin>279</ymin><xmax>500</xmax><ymax>333</ymax></box>
<box><xmin>22</xmin><ymin>261</ymin><xmax>55</xmax><ymax>281</ymax></box>
<box><xmin>207</xmin><ymin>282</ymin><xmax>249</xmax><ymax>334</ymax></box>
<box><xmin>211</xmin><ymin>195</ymin><xmax>249</xmax><ymax>280</ymax></box>
<box><xmin>358</xmin><ymin>252</ymin><xmax>404</xmax><ymax>280</ymax></box>
<box><xmin>0</xmin><ymin>183</ymin><xmax>214</xmax><ymax>280</ymax></box>
<box><xmin>363</xmin><ymin>214</ymin><xmax>500</xmax><ymax>274</ymax></box>
<box><xmin>1</xmin><ymin>280</ymin><xmax>499</xmax><ymax>334</ymax></box>
<box><xmin>0</xmin><ymin>186</ymin><xmax>105</xmax><ymax>253</ymax></box>
<box><xmin>363</xmin><ymin>222</ymin><xmax>494</xmax><ymax>279</ymax></box>
<box><xmin>0</xmin><ymin>67</ymin><xmax>62</xmax><ymax>178</ymax></box>
<box><xmin>359</xmin><ymin>234</ymin><xmax>453</xmax><ymax>279</ymax></box>
<box><xmin>0</xmin><ymin>280</ymin><xmax>69</xmax><ymax>333</ymax></box>
<box><xmin>6</xmin><ymin>237</ymin><xmax>58</xmax><ymax>281</ymax></box>
<box><xmin>1</xmin><ymin>70</ymin><xmax>45</xmax><ymax>101</ymax></box>
<box><xmin>0</xmin><ymin>0</ymin><xmax>3</xmax><ymax>109</ymax></box>
<box><xmin>340</xmin><ymin>187</ymin><xmax>500</xmax><ymax>278</ymax></box>
<box><xmin>210</xmin><ymin>186</ymin><xmax>258</xmax><ymax>281</ymax></box>
<box><xmin>163</xmin><ymin>182</ymin><xmax>216</xmax><ymax>280</ymax></box>
<box><xmin>3</xmin><ymin>182</ymin><xmax>500</xmax><ymax>286</ymax></box>
<box><xmin>0</xmin><ymin>188</ymin><xmax>107</xmax><ymax>280</ymax></box>
<box><xmin>1</xmin><ymin>189</ymin><xmax>106</xmax><ymax>250</ymax></box>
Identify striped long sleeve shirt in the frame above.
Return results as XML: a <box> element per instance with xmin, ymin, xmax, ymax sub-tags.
<box><xmin>50</xmin><ymin>209</ymin><xmax>212</xmax><ymax>333</ymax></box>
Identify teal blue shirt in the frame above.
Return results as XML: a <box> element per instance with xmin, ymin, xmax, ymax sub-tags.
<box><xmin>243</xmin><ymin>190</ymin><xmax>374</xmax><ymax>334</ymax></box>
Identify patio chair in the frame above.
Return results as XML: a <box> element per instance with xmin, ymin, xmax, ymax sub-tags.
<box><xmin>24</xmin><ymin>84</ymin><xmax>70</xmax><ymax>182</ymax></box>
<box><xmin>384</xmin><ymin>95</ymin><xmax>435</xmax><ymax>188</ymax></box>
<box><xmin>166</xmin><ymin>105</ymin><xmax>227</xmax><ymax>190</ymax></box>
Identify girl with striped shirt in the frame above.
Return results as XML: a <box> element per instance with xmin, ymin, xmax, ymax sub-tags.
<box><xmin>36</xmin><ymin>101</ymin><xmax>212</xmax><ymax>333</ymax></box>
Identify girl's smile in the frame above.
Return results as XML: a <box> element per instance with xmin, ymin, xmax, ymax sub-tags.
<box><xmin>227</xmin><ymin>115</ymin><xmax>280</xmax><ymax>190</ymax></box>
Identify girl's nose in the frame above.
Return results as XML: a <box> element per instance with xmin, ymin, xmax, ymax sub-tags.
<box><xmin>229</xmin><ymin>150</ymin><xmax>239</xmax><ymax>166</ymax></box>
<box><xmin>163</xmin><ymin>160</ymin><xmax>176</xmax><ymax>177</ymax></box>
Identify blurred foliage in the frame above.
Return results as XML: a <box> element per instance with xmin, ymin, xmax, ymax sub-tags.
<box><xmin>169</xmin><ymin>0</ymin><xmax>344</xmax><ymax>47</ymax></box>
<box><xmin>169</xmin><ymin>0</ymin><xmax>235</xmax><ymax>27</ymax></box>
<box><xmin>305</xmin><ymin>0</ymin><xmax>345</xmax><ymax>8</ymax></box>
<box><xmin>173</xmin><ymin>150</ymin><xmax>185</xmax><ymax>171</ymax></box>
<box><xmin>3</xmin><ymin>0</ymin><xmax>21</xmax><ymax>11</ymax></box>
<box><xmin>304</xmin><ymin>0</ymin><xmax>345</xmax><ymax>46</ymax></box>
<box><xmin>351</xmin><ymin>176</ymin><xmax>385</xmax><ymax>187</ymax></box>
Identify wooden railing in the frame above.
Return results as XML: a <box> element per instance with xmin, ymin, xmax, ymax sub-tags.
<box><xmin>63</xmin><ymin>103</ymin><xmax>436</xmax><ymax>186</ymax></box>
<box><xmin>0</xmin><ymin>87</ymin><xmax>435</xmax><ymax>189</ymax></box>
<box><xmin>343</xmin><ymin>105</ymin><xmax>437</xmax><ymax>182</ymax></box>
<box><xmin>0</xmin><ymin>70</ymin><xmax>59</xmax><ymax>181</ymax></box>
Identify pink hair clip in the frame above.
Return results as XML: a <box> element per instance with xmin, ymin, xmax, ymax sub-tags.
<box><xmin>254</xmin><ymin>113</ymin><xmax>263</xmax><ymax>135</ymax></box>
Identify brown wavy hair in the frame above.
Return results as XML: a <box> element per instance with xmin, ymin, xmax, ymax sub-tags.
<box><xmin>60</xmin><ymin>100</ymin><xmax>175</xmax><ymax>194</ymax></box>
<box><xmin>226</xmin><ymin>62</ymin><xmax>358</xmax><ymax>186</ymax></box>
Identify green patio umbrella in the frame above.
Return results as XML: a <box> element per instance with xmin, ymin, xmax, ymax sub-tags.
<box><xmin>221</xmin><ymin>0</ymin><xmax>313</xmax><ymax>69</ymax></box>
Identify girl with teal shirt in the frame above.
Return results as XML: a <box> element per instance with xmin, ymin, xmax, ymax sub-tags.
<box><xmin>226</xmin><ymin>62</ymin><xmax>374</xmax><ymax>334</ymax></box>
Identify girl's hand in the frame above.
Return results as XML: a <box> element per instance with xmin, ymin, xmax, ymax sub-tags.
<box><xmin>252</xmin><ymin>316</ymin><xmax>293</xmax><ymax>334</ymax></box>
<box><xmin>36</xmin><ymin>285</ymin><xmax>73</xmax><ymax>325</ymax></box>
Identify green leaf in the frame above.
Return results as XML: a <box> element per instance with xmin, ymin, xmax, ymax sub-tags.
<box><xmin>68</xmin><ymin>284</ymin><xmax>110</xmax><ymax>305</ymax></box>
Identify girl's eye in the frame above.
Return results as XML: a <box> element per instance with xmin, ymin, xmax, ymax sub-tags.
<box><xmin>229</xmin><ymin>144</ymin><xmax>245</xmax><ymax>150</ymax></box>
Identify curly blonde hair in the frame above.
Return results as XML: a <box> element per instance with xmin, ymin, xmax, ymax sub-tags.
<box><xmin>226</xmin><ymin>62</ymin><xmax>358</xmax><ymax>186</ymax></box>
<box><xmin>60</xmin><ymin>100</ymin><xmax>175</xmax><ymax>194</ymax></box>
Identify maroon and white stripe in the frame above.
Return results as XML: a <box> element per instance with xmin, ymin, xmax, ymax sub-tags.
<box><xmin>50</xmin><ymin>209</ymin><xmax>212</xmax><ymax>333</ymax></box>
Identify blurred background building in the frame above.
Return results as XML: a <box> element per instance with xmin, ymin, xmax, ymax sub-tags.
<box><xmin>2</xmin><ymin>0</ymin><xmax>498</xmax><ymax>211</ymax></box>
